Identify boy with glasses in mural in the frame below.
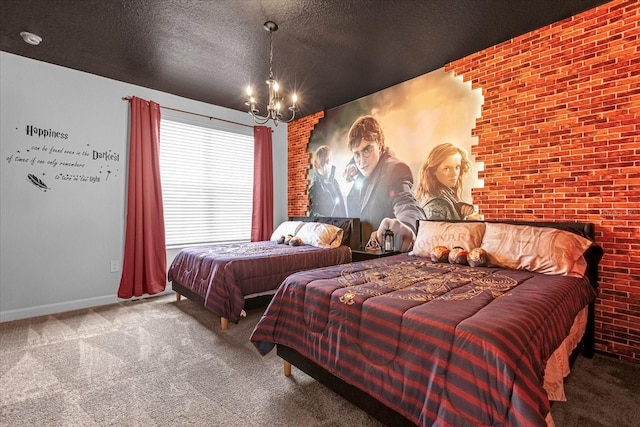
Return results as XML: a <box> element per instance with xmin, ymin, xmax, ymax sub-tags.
<box><xmin>309</xmin><ymin>145</ymin><xmax>347</xmax><ymax>217</ymax></box>
<box><xmin>343</xmin><ymin>115</ymin><xmax>424</xmax><ymax>252</ymax></box>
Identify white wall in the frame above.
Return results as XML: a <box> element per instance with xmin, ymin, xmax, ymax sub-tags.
<box><xmin>0</xmin><ymin>52</ymin><xmax>288</xmax><ymax>321</ymax></box>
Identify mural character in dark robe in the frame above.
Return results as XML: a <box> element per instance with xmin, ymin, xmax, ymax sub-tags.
<box><xmin>415</xmin><ymin>142</ymin><xmax>481</xmax><ymax>220</ymax></box>
<box><xmin>309</xmin><ymin>145</ymin><xmax>347</xmax><ymax>217</ymax></box>
<box><xmin>343</xmin><ymin>115</ymin><xmax>424</xmax><ymax>252</ymax></box>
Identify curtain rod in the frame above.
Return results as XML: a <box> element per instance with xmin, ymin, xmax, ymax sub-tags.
<box><xmin>122</xmin><ymin>96</ymin><xmax>255</xmax><ymax>129</ymax></box>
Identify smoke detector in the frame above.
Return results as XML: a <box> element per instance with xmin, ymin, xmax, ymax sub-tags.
<box><xmin>20</xmin><ymin>31</ymin><xmax>42</xmax><ymax>46</ymax></box>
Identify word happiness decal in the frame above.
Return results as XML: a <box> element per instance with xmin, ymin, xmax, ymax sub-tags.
<box><xmin>5</xmin><ymin>124</ymin><xmax>121</xmax><ymax>191</ymax></box>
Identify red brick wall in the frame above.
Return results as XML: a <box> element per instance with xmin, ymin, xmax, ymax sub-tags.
<box><xmin>287</xmin><ymin>111</ymin><xmax>324</xmax><ymax>218</ymax></box>
<box><xmin>288</xmin><ymin>0</ymin><xmax>640</xmax><ymax>363</ymax></box>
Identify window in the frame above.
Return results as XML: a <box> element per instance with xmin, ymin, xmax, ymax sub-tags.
<box><xmin>159</xmin><ymin>114</ymin><xmax>254</xmax><ymax>248</ymax></box>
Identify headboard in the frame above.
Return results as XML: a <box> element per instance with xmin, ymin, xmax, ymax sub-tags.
<box><xmin>291</xmin><ymin>217</ymin><xmax>361</xmax><ymax>250</ymax></box>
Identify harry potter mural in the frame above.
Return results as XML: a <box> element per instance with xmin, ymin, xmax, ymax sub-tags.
<box><xmin>307</xmin><ymin>68</ymin><xmax>484</xmax><ymax>251</ymax></box>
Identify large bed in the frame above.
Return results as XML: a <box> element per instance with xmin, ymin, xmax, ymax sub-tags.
<box><xmin>250</xmin><ymin>219</ymin><xmax>603</xmax><ymax>426</ymax></box>
<box><xmin>168</xmin><ymin>216</ymin><xmax>360</xmax><ymax>330</ymax></box>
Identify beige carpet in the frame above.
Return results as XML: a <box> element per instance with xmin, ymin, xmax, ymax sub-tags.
<box><xmin>1</xmin><ymin>294</ymin><xmax>638</xmax><ymax>426</ymax></box>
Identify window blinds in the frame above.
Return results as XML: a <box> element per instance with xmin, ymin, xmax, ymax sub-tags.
<box><xmin>159</xmin><ymin>118</ymin><xmax>254</xmax><ymax>248</ymax></box>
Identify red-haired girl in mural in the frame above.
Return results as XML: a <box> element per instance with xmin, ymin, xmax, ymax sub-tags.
<box><xmin>414</xmin><ymin>142</ymin><xmax>480</xmax><ymax>220</ymax></box>
<box><xmin>343</xmin><ymin>115</ymin><xmax>424</xmax><ymax>252</ymax></box>
<box><xmin>309</xmin><ymin>145</ymin><xmax>347</xmax><ymax>217</ymax></box>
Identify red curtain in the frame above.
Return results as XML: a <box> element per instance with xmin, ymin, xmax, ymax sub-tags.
<box><xmin>118</xmin><ymin>97</ymin><xmax>167</xmax><ymax>298</ymax></box>
<box><xmin>251</xmin><ymin>126</ymin><xmax>274</xmax><ymax>241</ymax></box>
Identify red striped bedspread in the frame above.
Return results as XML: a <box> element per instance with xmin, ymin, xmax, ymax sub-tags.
<box><xmin>168</xmin><ymin>241</ymin><xmax>351</xmax><ymax>323</ymax></box>
<box><xmin>250</xmin><ymin>254</ymin><xmax>596</xmax><ymax>426</ymax></box>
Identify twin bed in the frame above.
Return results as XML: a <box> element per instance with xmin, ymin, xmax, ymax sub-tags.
<box><xmin>250</xmin><ymin>219</ymin><xmax>603</xmax><ymax>426</ymax></box>
<box><xmin>168</xmin><ymin>216</ymin><xmax>361</xmax><ymax>330</ymax></box>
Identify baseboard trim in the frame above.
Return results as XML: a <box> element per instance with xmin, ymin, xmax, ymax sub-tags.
<box><xmin>0</xmin><ymin>289</ymin><xmax>174</xmax><ymax>322</ymax></box>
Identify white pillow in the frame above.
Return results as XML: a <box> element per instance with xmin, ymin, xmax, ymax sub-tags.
<box><xmin>411</xmin><ymin>221</ymin><xmax>486</xmax><ymax>256</ymax></box>
<box><xmin>295</xmin><ymin>222</ymin><xmax>344</xmax><ymax>249</ymax></box>
<box><xmin>270</xmin><ymin>221</ymin><xmax>304</xmax><ymax>242</ymax></box>
<box><xmin>480</xmin><ymin>223</ymin><xmax>593</xmax><ymax>276</ymax></box>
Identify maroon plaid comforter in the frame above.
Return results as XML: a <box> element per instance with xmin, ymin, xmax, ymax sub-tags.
<box><xmin>251</xmin><ymin>254</ymin><xmax>596</xmax><ymax>426</ymax></box>
<box><xmin>168</xmin><ymin>241</ymin><xmax>351</xmax><ymax>323</ymax></box>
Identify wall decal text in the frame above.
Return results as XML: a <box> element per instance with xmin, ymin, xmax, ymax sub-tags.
<box><xmin>5</xmin><ymin>122</ymin><xmax>121</xmax><ymax>191</ymax></box>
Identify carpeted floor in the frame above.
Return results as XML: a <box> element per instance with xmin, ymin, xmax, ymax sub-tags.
<box><xmin>1</xmin><ymin>294</ymin><xmax>638</xmax><ymax>426</ymax></box>
<box><xmin>550</xmin><ymin>349</ymin><xmax>640</xmax><ymax>427</ymax></box>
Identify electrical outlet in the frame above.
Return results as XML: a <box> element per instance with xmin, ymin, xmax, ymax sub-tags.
<box><xmin>110</xmin><ymin>260</ymin><xmax>120</xmax><ymax>273</ymax></box>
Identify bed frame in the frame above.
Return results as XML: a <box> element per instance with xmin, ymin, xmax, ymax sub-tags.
<box><xmin>172</xmin><ymin>216</ymin><xmax>361</xmax><ymax>330</ymax></box>
<box><xmin>276</xmin><ymin>219</ymin><xmax>603</xmax><ymax>425</ymax></box>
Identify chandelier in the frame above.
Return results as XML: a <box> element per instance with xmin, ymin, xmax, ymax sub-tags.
<box><xmin>245</xmin><ymin>21</ymin><xmax>298</xmax><ymax>126</ymax></box>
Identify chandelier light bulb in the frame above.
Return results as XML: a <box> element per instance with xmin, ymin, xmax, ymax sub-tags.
<box><xmin>246</xmin><ymin>86</ymin><xmax>252</xmax><ymax>96</ymax></box>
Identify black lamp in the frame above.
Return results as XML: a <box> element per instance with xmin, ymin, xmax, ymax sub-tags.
<box><xmin>383</xmin><ymin>229</ymin><xmax>394</xmax><ymax>252</ymax></box>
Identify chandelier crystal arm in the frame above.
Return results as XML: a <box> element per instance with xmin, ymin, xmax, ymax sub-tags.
<box><xmin>244</xmin><ymin>21</ymin><xmax>298</xmax><ymax>127</ymax></box>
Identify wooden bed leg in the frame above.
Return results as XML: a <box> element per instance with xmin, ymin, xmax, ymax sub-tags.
<box><xmin>175</xmin><ymin>292</ymin><xmax>181</xmax><ymax>302</ymax></box>
<box><xmin>220</xmin><ymin>317</ymin><xmax>229</xmax><ymax>331</ymax></box>
<box><xmin>284</xmin><ymin>360</ymin><xmax>292</xmax><ymax>377</ymax></box>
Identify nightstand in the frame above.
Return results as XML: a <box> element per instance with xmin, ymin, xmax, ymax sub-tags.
<box><xmin>351</xmin><ymin>249</ymin><xmax>401</xmax><ymax>262</ymax></box>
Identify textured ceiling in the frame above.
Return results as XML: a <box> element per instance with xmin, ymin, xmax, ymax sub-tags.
<box><xmin>1</xmin><ymin>0</ymin><xmax>610</xmax><ymax>118</ymax></box>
